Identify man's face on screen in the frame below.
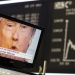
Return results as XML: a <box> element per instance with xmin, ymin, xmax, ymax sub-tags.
<box><xmin>0</xmin><ymin>18</ymin><xmax>34</xmax><ymax>53</ymax></box>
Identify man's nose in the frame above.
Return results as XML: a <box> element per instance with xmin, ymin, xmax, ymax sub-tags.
<box><xmin>12</xmin><ymin>31</ymin><xmax>19</xmax><ymax>41</ymax></box>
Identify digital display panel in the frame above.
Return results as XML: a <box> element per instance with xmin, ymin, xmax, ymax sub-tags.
<box><xmin>0</xmin><ymin>13</ymin><xmax>44</xmax><ymax>68</ymax></box>
<box><xmin>47</xmin><ymin>0</ymin><xmax>75</xmax><ymax>73</ymax></box>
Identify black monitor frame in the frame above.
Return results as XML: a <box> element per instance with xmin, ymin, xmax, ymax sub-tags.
<box><xmin>0</xmin><ymin>13</ymin><xmax>44</xmax><ymax>69</ymax></box>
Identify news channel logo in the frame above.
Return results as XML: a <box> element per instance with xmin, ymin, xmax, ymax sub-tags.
<box><xmin>54</xmin><ymin>1</ymin><xmax>72</xmax><ymax>9</ymax></box>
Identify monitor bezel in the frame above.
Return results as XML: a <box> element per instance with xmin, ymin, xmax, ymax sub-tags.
<box><xmin>0</xmin><ymin>13</ymin><xmax>44</xmax><ymax>68</ymax></box>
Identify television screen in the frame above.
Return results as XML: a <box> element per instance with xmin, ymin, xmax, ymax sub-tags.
<box><xmin>0</xmin><ymin>13</ymin><xmax>44</xmax><ymax>68</ymax></box>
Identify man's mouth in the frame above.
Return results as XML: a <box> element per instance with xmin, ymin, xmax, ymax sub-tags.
<box><xmin>10</xmin><ymin>46</ymin><xmax>17</xmax><ymax>50</ymax></box>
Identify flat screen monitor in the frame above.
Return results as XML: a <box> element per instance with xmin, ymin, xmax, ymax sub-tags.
<box><xmin>0</xmin><ymin>13</ymin><xmax>44</xmax><ymax>68</ymax></box>
<box><xmin>0</xmin><ymin>67</ymin><xmax>37</xmax><ymax>75</ymax></box>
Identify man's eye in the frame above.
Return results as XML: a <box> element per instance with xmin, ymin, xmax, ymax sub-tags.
<box><xmin>22</xmin><ymin>25</ymin><xmax>27</xmax><ymax>29</ymax></box>
<box><xmin>7</xmin><ymin>24</ymin><xmax>13</xmax><ymax>27</ymax></box>
<box><xmin>6</xmin><ymin>24</ymin><xmax>14</xmax><ymax>30</ymax></box>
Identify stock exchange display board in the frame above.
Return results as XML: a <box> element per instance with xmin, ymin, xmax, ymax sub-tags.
<box><xmin>47</xmin><ymin>0</ymin><xmax>75</xmax><ymax>73</ymax></box>
<box><xmin>1</xmin><ymin>0</ymin><xmax>75</xmax><ymax>73</ymax></box>
<box><xmin>0</xmin><ymin>2</ymin><xmax>42</xmax><ymax>26</ymax></box>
